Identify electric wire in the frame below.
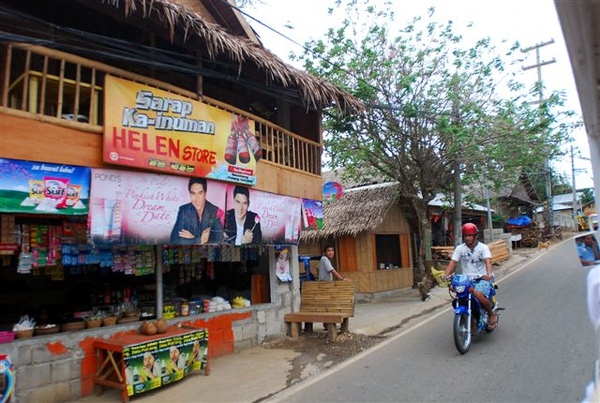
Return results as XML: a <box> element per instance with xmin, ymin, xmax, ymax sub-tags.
<box><xmin>0</xmin><ymin>3</ymin><xmax>309</xmax><ymax>106</ymax></box>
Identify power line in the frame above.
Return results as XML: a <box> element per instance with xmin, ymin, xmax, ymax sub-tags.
<box><xmin>225</xmin><ymin>0</ymin><xmax>379</xmax><ymax>96</ymax></box>
<box><xmin>522</xmin><ymin>39</ymin><xmax>556</xmax><ymax>234</ymax></box>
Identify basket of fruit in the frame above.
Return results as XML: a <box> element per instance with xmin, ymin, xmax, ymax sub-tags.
<box><xmin>35</xmin><ymin>324</ymin><xmax>59</xmax><ymax>336</ymax></box>
<box><xmin>14</xmin><ymin>329</ymin><xmax>34</xmax><ymax>339</ymax></box>
<box><xmin>85</xmin><ymin>312</ymin><xmax>104</xmax><ymax>329</ymax></box>
<box><xmin>85</xmin><ymin>318</ymin><xmax>102</xmax><ymax>328</ymax></box>
<box><xmin>60</xmin><ymin>321</ymin><xmax>85</xmax><ymax>332</ymax></box>
<box><xmin>13</xmin><ymin>315</ymin><xmax>36</xmax><ymax>339</ymax></box>
<box><xmin>102</xmin><ymin>316</ymin><xmax>118</xmax><ymax>327</ymax></box>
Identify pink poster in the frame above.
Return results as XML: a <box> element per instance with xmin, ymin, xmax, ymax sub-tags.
<box><xmin>237</xmin><ymin>188</ymin><xmax>301</xmax><ymax>244</ymax></box>
<box><xmin>89</xmin><ymin>169</ymin><xmax>226</xmax><ymax>245</ymax></box>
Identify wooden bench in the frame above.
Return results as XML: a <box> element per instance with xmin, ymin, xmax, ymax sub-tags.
<box><xmin>284</xmin><ymin>280</ymin><xmax>355</xmax><ymax>341</ymax></box>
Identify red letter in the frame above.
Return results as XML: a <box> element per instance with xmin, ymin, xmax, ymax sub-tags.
<box><xmin>128</xmin><ymin>130</ymin><xmax>141</xmax><ymax>151</ymax></box>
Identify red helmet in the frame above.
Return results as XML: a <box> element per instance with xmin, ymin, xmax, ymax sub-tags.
<box><xmin>462</xmin><ymin>223</ymin><xmax>478</xmax><ymax>235</ymax></box>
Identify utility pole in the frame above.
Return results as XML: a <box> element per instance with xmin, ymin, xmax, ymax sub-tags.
<box><xmin>522</xmin><ymin>39</ymin><xmax>556</xmax><ymax>236</ymax></box>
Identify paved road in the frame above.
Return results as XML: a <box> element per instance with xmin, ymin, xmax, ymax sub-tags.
<box><xmin>270</xmin><ymin>240</ymin><xmax>596</xmax><ymax>403</ymax></box>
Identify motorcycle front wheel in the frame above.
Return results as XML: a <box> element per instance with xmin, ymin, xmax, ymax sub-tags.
<box><xmin>453</xmin><ymin>313</ymin><xmax>472</xmax><ymax>354</ymax></box>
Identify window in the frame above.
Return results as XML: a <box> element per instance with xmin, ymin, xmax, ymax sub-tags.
<box><xmin>375</xmin><ymin>234</ymin><xmax>401</xmax><ymax>269</ymax></box>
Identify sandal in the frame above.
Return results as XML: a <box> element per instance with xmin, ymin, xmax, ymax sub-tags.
<box><xmin>486</xmin><ymin>314</ymin><xmax>498</xmax><ymax>330</ymax></box>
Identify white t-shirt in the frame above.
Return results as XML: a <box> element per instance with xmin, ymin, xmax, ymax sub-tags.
<box><xmin>450</xmin><ymin>242</ymin><xmax>492</xmax><ymax>277</ymax></box>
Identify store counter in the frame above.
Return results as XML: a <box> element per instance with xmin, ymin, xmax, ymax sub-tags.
<box><xmin>93</xmin><ymin>326</ymin><xmax>208</xmax><ymax>402</ymax></box>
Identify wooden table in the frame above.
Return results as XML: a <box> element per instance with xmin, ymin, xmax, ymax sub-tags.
<box><xmin>93</xmin><ymin>326</ymin><xmax>208</xmax><ymax>402</ymax></box>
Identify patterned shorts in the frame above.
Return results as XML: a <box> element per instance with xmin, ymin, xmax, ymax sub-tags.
<box><xmin>473</xmin><ymin>279</ymin><xmax>494</xmax><ymax>300</ymax></box>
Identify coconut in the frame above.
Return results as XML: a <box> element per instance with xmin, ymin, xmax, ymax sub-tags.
<box><xmin>139</xmin><ymin>321</ymin><xmax>149</xmax><ymax>334</ymax></box>
<box><xmin>156</xmin><ymin>318</ymin><xmax>168</xmax><ymax>334</ymax></box>
<box><xmin>145</xmin><ymin>322</ymin><xmax>158</xmax><ymax>335</ymax></box>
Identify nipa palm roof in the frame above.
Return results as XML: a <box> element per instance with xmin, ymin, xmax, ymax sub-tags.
<box><xmin>99</xmin><ymin>0</ymin><xmax>365</xmax><ymax>114</ymax></box>
<box><xmin>301</xmin><ymin>182</ymin><xmax>401</xmax><ymax>241</ymax></box>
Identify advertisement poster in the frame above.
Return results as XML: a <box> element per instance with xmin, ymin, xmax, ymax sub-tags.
<box><xmin>103</xmin><ymin>75</ymin><xmax>259</xmax><ymax>185</ymax></box>
<box><xmin>123</xmin><ymin>329</ymin><xmax>208</xmax><ymax>397</ymax></box>
<box><xmin>89</xmin><ymin>169</ymin><xmax>226</xmax><ymax>245</ymax></box>
<box><xmin>246</xmin><ymin>190</ymin><xmax>302</xmax><ymax>244</ymax></box>
<box><xmin>223</xmin><ymin>184</ymin><xmax>263</xmax><ymax>246</ymax></box>
<box><xmin>274</xmin><ymin>246</ymin><xmax>292</xmax><ymax>282</ymax></box>
<box><xmin>301</xmin><ymin>199</ymin><xmax>323</xmax><ymax>230</ymax></box>
<box><xmin>0</xmin><ymin>158</ymin><xmax>90</xmax><ymax>215</ymax></box>
<box><xmin>323</xmin><ymin>181</ymin><xmax>343</xmax><ymax>202</ymax></box>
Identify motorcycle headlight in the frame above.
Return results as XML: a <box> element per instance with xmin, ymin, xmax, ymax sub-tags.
<box><xmin>454</xmin><ymin>285</ymin><xmax>466</xmax><ymax>293</ymax></box>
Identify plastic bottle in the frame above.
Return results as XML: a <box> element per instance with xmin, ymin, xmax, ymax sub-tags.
<box><xmin>181</xmin><ymin>301</ymin><xmax>189</xmax><ymax>316</ymax></box>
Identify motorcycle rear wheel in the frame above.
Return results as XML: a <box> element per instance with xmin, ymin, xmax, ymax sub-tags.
<box><xmin>453</xmin><ymin>313</ymin><xmax>472</xmax><ymax>354</ymax></box>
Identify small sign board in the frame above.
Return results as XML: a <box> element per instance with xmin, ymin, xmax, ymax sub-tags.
<box><xmin>323</xmin><ymin>182</ymin><xmax>343</xmax><ymax>202</ymax></box>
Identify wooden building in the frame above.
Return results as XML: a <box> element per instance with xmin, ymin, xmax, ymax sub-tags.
<box><xmin>0</xmin><ymin>1</ymin><xmax>362</xmax><ymax>401</ymax></box>
<box><xmin>300</xmin><ymin>182</ymin><xmax>414</xmax><ymax>298</ymax></box>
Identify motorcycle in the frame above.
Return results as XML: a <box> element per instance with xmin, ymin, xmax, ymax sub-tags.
<box><xmin>449</xmin><ymin>274</ymin><xmax>500</xmax><ymax>354</ymax></box>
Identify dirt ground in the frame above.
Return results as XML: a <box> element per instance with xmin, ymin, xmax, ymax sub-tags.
<box><xmin>262</xmin><ymin>329</ymin><xmax>387</xmax><ymax>388</ymax></box>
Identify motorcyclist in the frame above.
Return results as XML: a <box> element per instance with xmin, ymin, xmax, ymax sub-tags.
<box><xmin>444</xmin><ymin>223</ymin><xmax>498</xmax><ymax>330</ymax></box>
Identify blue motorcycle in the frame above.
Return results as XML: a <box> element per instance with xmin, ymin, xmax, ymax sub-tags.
<box><xmin>449</xmin><ymin>274</ymin><xmax>500</xmax><ymax>354</ymax></box>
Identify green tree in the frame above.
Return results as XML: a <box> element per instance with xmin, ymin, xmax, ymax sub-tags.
<box><xmin>295</xmin><ymin>1</ymin><xmax>572</xmax><ymax>280</ymax></box>
<box><xmin>582</xmin><ymin>188</ymin><xmax>595</xmax><ymax>205</ymax></box>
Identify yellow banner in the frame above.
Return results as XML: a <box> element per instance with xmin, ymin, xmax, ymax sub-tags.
<box><xmin>103</xmin><ymin>76</ymin><xmax>259</xmax><ymax>185</ymax></box>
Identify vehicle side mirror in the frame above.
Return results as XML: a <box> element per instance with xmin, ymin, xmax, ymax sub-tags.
<box><xmin>575</xmin><ymin>232</ymin><xmax>600</xmax><ymax>268</ymax></box>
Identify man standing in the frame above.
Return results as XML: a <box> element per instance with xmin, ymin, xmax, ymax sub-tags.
<box><xmin>318</xmin><ymin>245</ymin><xmax>345</xmax><ymax>281</ymax></box>
<box><xmin>170</xmin><ymin>177</ymin><xmax>223</xmax><ymax>245</ymax></box>
<box><xmin>224</xmin><ymin>186</ymin><xmax>262</xmax><ymax>245</ymax></box>
<box><xmin>444</xmin><ymin>223</ymin><xmax>498</xmax><ymax>330</ymax></box>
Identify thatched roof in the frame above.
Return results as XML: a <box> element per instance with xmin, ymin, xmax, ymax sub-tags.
<box><xmin>301</xmin><ymin>183</ymin><xmax>401</xmax><ymax>241</ymax></box>
<box><xmin>322</xmin><ymin>168</ymin><xmax>387</xmax><ymax>190</ymax></box>
<box><xmin>499</xmin><ymin>183</ymin><xmax>540</xmax><ymax>205</ymax></box>
<box><xmin>495</xmin><ymin>173</ymin><xmax>541</xmax><ymax>206</ymax></box>
<box><xmin>99</xmin><ymin>0</ymin><xmax>364</xmax><ymax>114</ymax></box>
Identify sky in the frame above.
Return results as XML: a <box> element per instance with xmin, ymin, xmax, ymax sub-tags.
<box><xmin>243</xmin><ymin>0</ymin><xmax>594</xmax><ymax>190</ymax></box>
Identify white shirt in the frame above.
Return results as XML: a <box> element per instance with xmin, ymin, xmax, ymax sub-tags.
<box><xmin>450</xmin><ymin>242</ymin><xmax>492</xmax><ymax>277</ymax></box>
<box><xmin>317</xmin><ymin>256</ymin><xmax>335</xmax><ymax>281</ymax></box>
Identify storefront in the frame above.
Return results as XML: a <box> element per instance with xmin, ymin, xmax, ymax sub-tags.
<box><xmin>0</xmin><ymin>78</ymin><xmax>324</xmax><ymax>401</ymax></box>
<box><xmin>0</xmin><ymin>156</ymin><xmax>326</xmax><ymax>400</ymax></box>
<box><xmin>0</xmin><ymin>0</ymin><xmax>364</xmax><ymax>399</ymax></box>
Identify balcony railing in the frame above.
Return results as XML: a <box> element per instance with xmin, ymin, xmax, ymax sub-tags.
<box><xmin>0</xmin><ymin>43</ymin><xmax>322</xmax><ymax>175</ymax></box>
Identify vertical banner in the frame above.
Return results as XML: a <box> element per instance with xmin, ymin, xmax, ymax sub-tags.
<box><xmin>103</xmin><ymin>75</ymin><xmax>258</xmax><ymax>185</ymax></box>
<box><xmin>301</xmin><ymin>198</ymin><xmax>323</xmax><ymax>230</ymax></box>
<box><xmin>0</xmin><ymin>158</ymin><xmax>90</xmax><ymax>215</ymax></box>
<box><xmin>89</xmin><ymin>169</ymin><xmax>226</xmax><ymax>245</ymax></box>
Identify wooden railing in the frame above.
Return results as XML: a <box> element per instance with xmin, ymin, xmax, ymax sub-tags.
<box><xmin>0</xmin><ymin>43</ymin><xmax>322</xmax><ymax>175</ymax></box>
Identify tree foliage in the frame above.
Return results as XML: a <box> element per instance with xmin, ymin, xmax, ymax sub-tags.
<box><xmin>293</xmin><ymin>0</ymin><xmax>574</xmax><ymax>276</ymax></box>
